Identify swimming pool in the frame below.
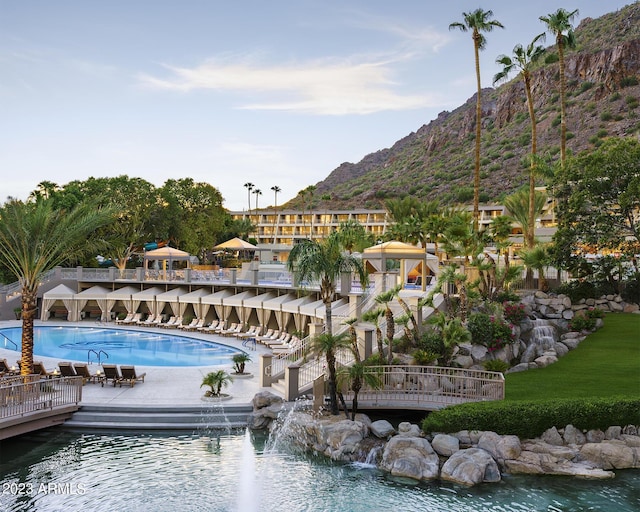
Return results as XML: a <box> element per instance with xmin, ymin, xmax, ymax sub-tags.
<box><xmin>0</xmin><ymin>327</ymin><xmax>243</xmax><ymax>367</ymax></box>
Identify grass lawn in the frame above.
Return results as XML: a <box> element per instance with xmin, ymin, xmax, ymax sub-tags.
<box><xmin>505</xmin><ymin>313</ymin><xmax>640</xmax><ymax>401</ymax></box>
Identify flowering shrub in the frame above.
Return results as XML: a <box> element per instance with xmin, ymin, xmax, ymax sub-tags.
<box><xmin>467</xmin><ymin>313</ymin><xmax>516</xmax><ymax>353</ymax></box>
<box><xmin>503</xmin><ymin>302</ymin><xmax>527</xmax><ymax>324</ymax></box>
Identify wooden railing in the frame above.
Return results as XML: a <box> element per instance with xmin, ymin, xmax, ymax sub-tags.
<box><xmin>341</xmin><ymin>365</ymin><xmax>505</xmax><ymax>409</ymax></box>
<box><xmin>0</xmin><ymin>375</ymin><xmax>83</xmax><ymax>419</ymax></box>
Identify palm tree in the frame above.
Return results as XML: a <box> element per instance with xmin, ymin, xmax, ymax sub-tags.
<box><xmin>287</xmin><ymin>232</ymin><xmax>368</xmax><ymax>336</ymax></box>
<box><xmin>540</xmin><ymin>8</ymin><xmax>579</xmax><ymax>169</ymax></box>
<box><xmin>374</xmin><ymin>288</ymin><xmax>396</xmax><ymax>364</ymax></box>
<box><xmin>520</xmin><ymin>244</ymin><xmax>551</xmax><ymax>291</ymax></box>
<box><xmin>450</xmin><ymin>9</ymin><xmax>504</xmax><ymax>233</ymax></box>
<box><xmin>494</xmin><ymin>33</ymin><xmax>546</xmax><ymax>250</ymax></box>
<box><xmin>311</xmin><ymin>332</ymin><xmax>352</xmax><ymax>415</ymax></box>
<box><xmin>428</xmin><ymin>312</ymin><xmax>472</xmax><ymax>366</ymax></box>
<box><xmin>0</xmin><ymin>199</ymin><xmax>114</xmax><ymax>375</ymax></box>
<box><xmin>201</xmin><ymin>370</ymin><xmax>233</xmax><ymax>397</ymax></box>
<box><xmin>244</xmin><ymin>182</ymin><xmax>254</xmax><ymax>215</ymax></box>
<box><xmin>271</xmin><ymin>185</ymin><xmax>281</xmax><ymax>244</ymax></box>
<box><xmin>253</xmin><ymin>188</ymin><xmax>262</xmax><ymax>211</ymax></box>
<box><xmin>503</xmin><ymin>188</ymin><xmax>548</xmax><ymax>247</ymax></box>
<box><xmin>337</xmin><ymin>361</ymin><xmax>383</xmax><ymax>420</ymax></box>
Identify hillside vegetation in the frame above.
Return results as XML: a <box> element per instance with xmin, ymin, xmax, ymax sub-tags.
<box><xmin>285</xmin><ymin>3</ymin><xmax>640</xmax><ymax>210</ymax></box>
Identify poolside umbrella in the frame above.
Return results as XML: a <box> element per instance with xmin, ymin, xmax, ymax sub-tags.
<box><xmin>214</xmin><ymin>238</ymin><xmax>257</xmax><ymax>250</ymax></box>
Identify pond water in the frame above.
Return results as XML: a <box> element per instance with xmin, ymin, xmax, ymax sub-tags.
<box><xmin>1</xmin><ymin>428</ymin><xmax>638</xmax><ymax>512</ymax></box>
<box><xmin>0</xmin><ymin>327</ymin><xmax>241</xmax><ymax>367</ymax></box>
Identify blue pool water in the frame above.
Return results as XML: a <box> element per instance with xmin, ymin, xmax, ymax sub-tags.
<box><xmin>0</xmin><ymin>327</ymin><xmax>242</xmax><ymax>367</ymax></box>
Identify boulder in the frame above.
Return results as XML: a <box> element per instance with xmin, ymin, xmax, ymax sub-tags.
<box><xmin>605</xmin><ymin>426</ymin><xmax>622</xmax><ymax>440</ymax></box>
<box><xmin>431</xmin><ymin>434</ymin><xmax>460</xmax><ymax>456</ymax></box>
<box><xmin>477</xmin><ymin>431</ymin><xmax>521</xmax><ymax>463</ymax></box>
<box><xmin>397</xmin><ymin>422</ymin><xmax>422</xmax><ymax>437</ymax></box>
<box><xmin>370</xmin><ymin>419</ymin><xmax>395</xmax><ymax>439</ymax></box>
<box><xmin>554</xmin><ymin>342</ymin><xmax>569</xmax><ymax>357</ymax></box>
<box><xmin>563</xmin><ymin>424</ymin><xmax>586</xmax><ymax>445</ymax></box>
<box><xmin>440</xmin><ymin>448</ymin><xmax>501</xmax><ymax>486</ymax></box>
<box><xmin>541</xmin><ymin>426</ymin><xmax>564</xmax><ymax>446</ymax></box>
<box><xmin>586</xmin><ymin>429</ymin><xmax>605</xmax><ymax>443</ymax></box>
<box><xmin>380</xmin><ymin>435</ymin><xmax>439</xmax><ymax>481</ymax></box>
<box><xmin>252</xmin><ymin>390</ymin><xmax>284</xmax><ymax>409</ymax></box>
<box><xmin>505</xmin><ymin>450</ymin><xmax>614</xmax><ymax>479</ymax></box>
<box><xmin>580</xmin><ymin>441</ymin><xmax>639</xmax><ymax>470</ymax></box>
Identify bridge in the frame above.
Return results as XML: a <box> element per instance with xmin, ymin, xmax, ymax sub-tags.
<box><xmin>0</xmin><ymin>375</ymin><xmax>83</xmax><ymax>440</ymax></box>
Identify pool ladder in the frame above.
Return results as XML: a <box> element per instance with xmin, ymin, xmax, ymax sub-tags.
<box><xmin>88</xmin><ymin>349</ymin><xmax>109</xmax><ymax>365</ymax></box>
<box><xmin>0</xmin><ymin>332</ymin><xmax>18</xmax><ymax>350</ymax></box>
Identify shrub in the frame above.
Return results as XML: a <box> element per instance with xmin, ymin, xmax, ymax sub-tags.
<box><xmin>483</xmin><ymin>359</ymin><xmax>510</xmax><ymax>374</ymax></box>
<box><xmin>555</xmin><ymin>280</ymin><xmax>597</xmax><ymax>302</ymax></box>
<box><xmin>600</xmin><ymin>111</ymin><xmax>613</xmax><ymax>121</ymax></box>
<box><xmin>503</xmin><ymin>302</ymin><xmax>527</xmax><ymax>324</ymax></box>
<box><xmin>412</xmin><ymin>349</ymin><xmax>439</xmax><ymax>365</ymax></box>
<box><xmin>467</xmin><ymin>313</ymin><xmax>515</xmax><ymax>353</ymax></box>
<box><xmin>568</xmin><ymin>308</ymin><xmax>603</xmax><ymax>332</ymax></box>
<box><xmin>620</xmin><ymin>76</ymin><xmax>639</xmax><ymax>87</ymax></box>
<box><xmin>421</xmin><ymin>397</ymin><xmax>640</xmax><ymax>438</ymax></box>
<box><xmin>621</xmin><ymin>276</ymin><xmax>640</xmax><ymax>304</ymax></box>
<box><xmin>494</xmin><ymin>290</ymin><xmax>520</xmax><ymax>303</ymax></box>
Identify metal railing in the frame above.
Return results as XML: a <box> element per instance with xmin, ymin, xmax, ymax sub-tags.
<box><xmin>341</xmin><ymin>365</ymin><xmax>505</xmax><ymax>408</ymax></box>
<box><xmin>0</xmin><ymin>375</ymin><xmax>83</xmax><ymax>419</ymax></box>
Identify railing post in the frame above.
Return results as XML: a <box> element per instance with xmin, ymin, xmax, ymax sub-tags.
<box><xmin>340</xmin><ymin>272</ymin><xmax>352</xmax><ymax>295</ymax></box>
<box><xmin>108</xmin><ymin>267</ymin><xmax>116</xmax><ymax>281</ymax></box>
<box><xmin>284</xmin><ymin>364</ymin><xmax>301</xmax><ymax>401</ymax></box>
<box><xmin>184</xmin><ymin>268</ymin><xmax>191</xmax><ymax>283</ymax></box>
<box><xmin>250</xmin><ymin>269</ymin><xmax>259</xmax><ymax>285</ymax></box>
<box><xmin>229</xmin><ymin>268</ymin><xmax>237</xmax><ymax>284</ymax></box>
<box><xmin>313</xmin><ymin>375</ymin><xmax>325</xmax><ymax>412</ymax></box>
<box><xmin>355</xmin><ymin>326</ymin><xmax>373</xmax><ymax>360</ymax></box>
<box><xmin>136</xmin><ymin>267</ymin><xmax>144</xmax><ymax>281</ymax></box>
<box><xmin>259</xmin><ymin>353</ymin><xmax>273</xmax><ymax>387</ymax></box>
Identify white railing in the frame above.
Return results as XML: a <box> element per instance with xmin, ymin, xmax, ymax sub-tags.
<box><xmin>341</xmin><ymin>365</ymin><xmax>505</xmax><ymax>408</ymax></box>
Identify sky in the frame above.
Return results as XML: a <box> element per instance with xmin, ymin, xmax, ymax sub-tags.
<box><xmin>0</xmin><ymin>1</ymin><xmax>633</xmax><ymax>211</ymax></box>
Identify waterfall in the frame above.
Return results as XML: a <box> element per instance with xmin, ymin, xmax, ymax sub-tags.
<box><xmin>531</xmin><ymin>319</ymin><xmax>558</xmax><ymax>352</ymax></box>
<box><xmin>265</xmin><ymin>398</ymin><xmax>313</xmax><ymax>454</ymax></box>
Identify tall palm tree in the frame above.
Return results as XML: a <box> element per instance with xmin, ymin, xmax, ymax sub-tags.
<box><xmin>503</xmin><ymin>188</ymin><xmax>548</xmax><ymax>247</ymax></box>
<box><xmin>243</xmin><ymin>182</ymin><xmax>254</xmax><ymax>215</ymax></box>
<box><xmin>311</xmin><ymin>331</ymin><xmax>352</xmax><ymax>415</ymax></box>
<box><xmin>361</xmin><ymin>307</ymin><xmax>385</xmax><ymax>359</ymax></box>
<box><xmin>374</xmin><ymin>289</ymin><xmax>396</xmax><ymax>364</ymax></box>
<box><xmin>540</xmin><ymin>8</ymin><xmax>579</xmax><ymax>169</ymax></box>
<box><xmin>271</xmin><ymin>185</ymin><xmax>281</xmax><ymax>244</ymax></box>
<box><xmin>450</xmin><ymin>9</ymin><xmax>504</xmax><ymax>233</ymax></box>
<box><xmin>494</xmin><ymin>33</ymin><xmax>546</xmax><ymax>250</ymax></box>
<box><xmin>0</xmin><ymin>199</ymin><xmax>113</xmax><ymax>375</ymax></box>
<box><xmin>253</xmin><ymin>188</ymin><xmax>262</xmax><ymax>211</ymax></box>
<box><xmin>287</xmin><ymin>231</ymin><xmax>368</xmax><ymax>336</ymax></box>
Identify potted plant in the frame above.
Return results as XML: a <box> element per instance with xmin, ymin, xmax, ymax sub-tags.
<box><xmin>14</xmin><ymin>307</ymin><xmax>21</xmax><ymax>320</ymax></box>
<box><xmin>200</xmin><ymin>370</ymin><xmax>233</xmax><ymax>399</ymax></box>
<box><xmin>232</xmin><ymin>352</ymin><xmax>252</xmax><ymax>375</ymax></box>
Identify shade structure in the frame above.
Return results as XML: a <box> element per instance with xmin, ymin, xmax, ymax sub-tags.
<box><xmin>201</xmin><ymin>289</ymin><xmax>234</xmax><ymax>324</ymax></box>
<box><xmin>132</xmin><ymin>287</ymin><xmax>164</xmax><ymax>316</ymax></box>
<box><xmin>214</xmin><ymin>237</ymin><xmax>257</xmax><ymax>250</ymax></box>
<box><xmin>243</xmin><ymin>292</ymin><xmax>276</xmax><ymax>328</ymax></box>
<box><xmin>362</xmin><ymin>240</ymin><xmax>438</xmax><ymax>291</ymax></box>
<box><xmin>224</xmin><ymin>290</ymin><xmax>257</xmax><ymax>326</ymax></box>
<box><xmin>106</xmin><ymin>286</ymin><xmax>141</xmax><ymax>317</ymax></box>
<box><xmin>178</xmin><ymin>288</ymin><xmax>212</xmax><ymax>319</ymax></box>
<box><xmin>262</xmin><ymin>294</ymin><xmax>298</xmax><ymax>331</ymax></box>
<box><xmin>75</xmin><ymin>285</ymin><xmax>110</xmax><ymax>322</ymax></box>
<box><xmin>41</xmin><ymin>284</ymin><xmax>77</xmax><ymax>321</ymax></box>
<box><xmin>143</xmin><ymin>246</ymin><xmax>191</xmax><ymax>280</ymax></box>
<box><xmin>155</xmin><ymin>287</ymin><xmax>188</xmax><ymax>317</ymax></box>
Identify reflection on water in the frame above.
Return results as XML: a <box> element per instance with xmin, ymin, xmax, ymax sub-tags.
<box><xmin>1</xmin><ymin>430</ymin><xmax>639</xmax><ymax>512</ymax></box>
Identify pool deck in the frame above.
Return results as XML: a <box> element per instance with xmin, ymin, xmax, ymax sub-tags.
<box><xmin>0</xmin><ymin>320</ymin><xmax>278</xmax><ymax>408</ymax></box>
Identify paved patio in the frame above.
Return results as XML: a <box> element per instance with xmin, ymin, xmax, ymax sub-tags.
<box><xmin>0</xmin><ymin>320</ymin><xmax>277</xmax><ymax>407</ymax></box>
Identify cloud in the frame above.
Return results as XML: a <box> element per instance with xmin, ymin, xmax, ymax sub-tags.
<box><xmin>138</xmin><ymin>55</ymin><xmax>439</xmax><ymax>115</ymax></box>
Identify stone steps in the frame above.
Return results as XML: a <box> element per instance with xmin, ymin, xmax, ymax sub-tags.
<box><xmin>62</xmin><ymin>404</ymin><xmax>252</xmax><ymax>430</ymax></box>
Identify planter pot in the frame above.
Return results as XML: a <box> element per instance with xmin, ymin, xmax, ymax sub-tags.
<box><xmin>231</xmin><ymin>372</ymin><xmax>253</xmax><ymax>379</ymax></box>
<box><xmin>201</xmin><ymin>393</ymin><xmax>233</xmax><ymax>403</ymax></box>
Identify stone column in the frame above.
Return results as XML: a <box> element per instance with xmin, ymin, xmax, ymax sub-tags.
<box><xmin>229</xmin><ymin>268</ymin><xmax>237</xmax><ymax>284</ymax></box>
<box><xmin>355</xmin><ymin>326</ymin><xmax>373</xmax><ymax>360</ymax></box>
<box><xmin>284</xmin><ymin>364</ymin><xmax>301</xmax><ymax>401</ymax></box>
<box><xmin>259</xmin><ymin>353</ymin><xmax>273</xmax><ymax>387</ymax></box>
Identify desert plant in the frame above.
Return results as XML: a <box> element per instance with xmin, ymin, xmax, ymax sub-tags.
<box><xmin>201</xmin><ymin>370</ymin><xmax>233</xmax><ymax>397</ymax></box>
<box><xmin>232</xmin><ymin>353</ymin><xmax>251</xmax><ymax>374</ymax></box>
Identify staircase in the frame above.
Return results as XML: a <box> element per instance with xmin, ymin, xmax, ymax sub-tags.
<box><xmin>62</xmin><ymin>404</ymin><xmax>252</xmax><ymax>430</ymax></box>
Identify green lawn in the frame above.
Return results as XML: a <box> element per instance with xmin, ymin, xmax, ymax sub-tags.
<box><xmin>505</xmin><ymin>313</ymin><xmax>640</xmax><ymax>401</ymax></box>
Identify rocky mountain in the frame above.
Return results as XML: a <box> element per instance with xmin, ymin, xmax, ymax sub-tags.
<box><xmin>284</xmin><ymin>3</ymin><xmax>640</xmax><ymax>210</ymax></box>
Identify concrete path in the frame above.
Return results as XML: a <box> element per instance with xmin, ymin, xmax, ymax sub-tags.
<box><xmin>0</xmin><ymin>320</ymin><xmax>277</xmax><ymax>407</ymax></box>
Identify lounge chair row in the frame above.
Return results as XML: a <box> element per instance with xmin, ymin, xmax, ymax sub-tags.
<box><xmin>58</xmin><ymin>362</ymin><xmax>145</xmax><ymax>387</ymax></box>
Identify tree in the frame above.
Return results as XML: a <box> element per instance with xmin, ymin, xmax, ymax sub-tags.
<box><xmin>271</xmin><ymin>185</ymin><xmax>281</xmax><ymax>244</ymax></box>
<box><xmin>450</xmin><ymin>9</ymin><xmax>504</xmax><ymax>232</ymax></box>
<box><xmin>0</xmin><ymin>199</ymin><xmax>114</xmax><ymax>375</ymax></box>
<box><xmin>337</xmin><ymin>361</ymin><xmax>382</xmax><ymax>421</ymax></box>
<box><xmin>336</xmin><ymin>220</ymin><xmax>373</xmax><ymax>254</ymax></box>
<box><xmin>503</xmin><ymin>188</ymin><xmax>548</xmax><ymax>247</ymax></box>
<box><xmin>494</xmin><ymin>33</ymin><xmax>546</xmax><ymax>249</ymax></box>
<box><xmin>540</xmin><ymin>8</ymin><xmax>579</xmax><ymax>169</ymax></box>
<box><xmin>311</xmin><ymin>332</ymin><xmax>352</xmax><ymax>415</ymax></box>
<box><xmin>200</xmin><ymin>370</ymin><xmax>233</xmax><ymax>397</ymax></box>
<box><xmin>253</xmin><ymin>188</ymin><xmax>262</xmax><ymax>211</ymax></box>
<box><xmin>428</xmin><ymin>312</ymin><xmax>472</xmax><ymax>366</ymax></box>
<box><xmin>244</xmin><ymin>182</ymin><xmax>254</xmax><ymax>214</ymax></box>
<box><xmin>520</xmin><ymin>245</ymin><xmax>551</xmax><ymax>291</ymax></box>
<box><xmin>552</xmin><ymin>137</ymin><xmax>640</xmax><ymax>268</ymax></box>
<box><xmin>287</xmin><ymin>232</ymin><xmax>368</xmax><ymax>336</ymax></box>
<box><xmin>361</xmin><ymin>308</ymin><xmax>385</xmax><ymax>359</ymax></box>
<box><xmin>374</xmin><ymin>289</ymin><xmax>396</xmax><ymax>364</ymax></box>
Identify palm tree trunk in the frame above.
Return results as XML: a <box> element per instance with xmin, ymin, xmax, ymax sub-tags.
<box><xmin>326</xmin><ymin>352</ymin><xmax>339</xmax><ymax>415</ymax></box>
<box><xmin>472</xmin><ymin>34</ymin><xmax>482</xmax><ymax>233</ymax></box>
<box><xmin>525</xmin><ymin>72</ymin><xmax>537</xmax><ymax>289</ymax></box>
<box><xmin>558</xmin><ymin>38</ymin><xmax>567</xmax><ymax>168</ymax></box>
<box><xmin>20</xmin><ymin>288</ymin><xmax>37</xmax><ymax>375</ymax></box>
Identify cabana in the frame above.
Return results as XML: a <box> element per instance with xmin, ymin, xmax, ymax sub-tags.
<box><xmin>132</xmin><ymin>287</ymin><xmax>164</xmax><ymax>318</ymax></box>
<box><xmin>201</xmin><ymin>289</ymin><xmax>234</xmax><ymax>325</ymax></box>
<box><xmin>178</xmin><ymin>288</ymin><xmax>212</xmax><ymax>320</ymax></box>
<box><xmin>143</xmin><ymin>246</ymin><xmax>191</xmax><ymax>281</ymax></box>
<box><xmin>75</xmin><ymin>285</ymin><xmax>110</xmax><ymax>321</ymax></box>
<box><xmin>243</xmin><ymin>292</ymin><xmax>277</xmax><ymax>329</ymax></box>
<box><xmin>40</xmin><ymin>284</ymin><xmax>77</xmax><ymax>321</ymax></box>
<box><xmin>155</xmin><ymin>287</ymin><xmax>188</xmax><ymax>319</ymax></box>
<box><xmin>261</xmin><ymin>293</ymin><xmax>298</xmax><ymax>332</ymax></box>
<box><xmin>106</xmin><ymin>286</ymin><xmax>141</xmax><ymax>320</ymax></box>
<box><xmin>362</xmin><ymin>241</ymin><xmax>439</xmax><ymax>292</ymax></box>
